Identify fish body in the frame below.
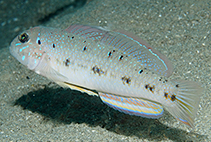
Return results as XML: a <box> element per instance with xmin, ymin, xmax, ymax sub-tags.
<box><xmin>10</xmin><ymin>25</ymin><xmax>202</xmax><ymax>127</ymax></box>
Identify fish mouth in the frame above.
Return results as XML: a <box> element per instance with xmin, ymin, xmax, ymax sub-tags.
<box><xmin>28</xmin><ymin>52</ymin><xmax>47</xmax><ymax>71</ymax></box>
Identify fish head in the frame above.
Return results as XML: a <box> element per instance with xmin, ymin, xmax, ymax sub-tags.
<box><xmin>10</xmin><ymin>26</ymin><xmax>46</xmax><ymax>70</ymax></box>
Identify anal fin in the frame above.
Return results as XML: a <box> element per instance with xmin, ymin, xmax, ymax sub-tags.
<box><xmin>57</xmin><ymin>82</ymin><xmax>98</xmax><ymax>96</ymax></box>
<box><xmin>99</xmin><ymin>92</ymin><xmax>163</xmax><ymax>118</ymax></box>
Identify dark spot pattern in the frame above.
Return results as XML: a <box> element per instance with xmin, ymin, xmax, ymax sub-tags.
<box><xmin>92</xmin><ymin>66</ymin><xmax>105</xmax><ymax>76</ymax></box>
<box><xmin>164</xmin><ymin>92</ymin><xmax>177</xmax><ymax>102</ymax></box>
<box><xmin>145</xmin><ymin>84</ymin><xmax>155</xmax><ymax>93</ymax></box>
<box><xmin>65</xmin><ymin>59</ymin><xmax>70</xmax><ymax>66</ymax></box>
<box><xmin>119</xmin><ymin>55</ymin><xmax>123</xmax><ymax>61</ymax></box>
<box><xmin>145</xmin><ymin>84</ymin><xmax>149</xmax><ymax>89</ymax></box>
<box><xmin>53</xmin><ymin>44</ymin><xmax>55</xmax><ymax>48</ymax></box>
<box><xmin>121</xmin><ymin>76</ymin><xmax>131</xmax><ymax>85</ymax></box>
<box><xmin>158</xmin><ymin>77</ymin><xmax>168</xmax><ymax>83</ymax></box>
<box><xmin>108</xmin><ymin>51</ymin><xmax>112</xmax><ymax>57</ymax></box>
<box><xmin>38</xmin><ymin>39</ymin><xmax>41</xmax><ymax>45</ymax></box>
<box><xmin>139</xmin><ymin>69</ymin><xmax>143</xmax><ymax>74</ymax></box>
<box><xmin>108</xmin><ymin>50</ymin><xmax>116</xmax><ymax>57</ymax></box>
<box><xmin>83</xmin><ymin>46</ymin><xmax>87</xmax><ymax>51</ymax></box>
<box><xmin>163</xmin><ymin>80</ymin><xmax>168</xmax><ymax>83</ymax></box>
<box><xmin>164</xmin><ymin>92</ymin><xmax>168</xmax><ymax>98</ymax></box>
<box><xmin>171</xmin><ymin>94</ymin><xmax>176</xmax><ymax>101</ymax></box>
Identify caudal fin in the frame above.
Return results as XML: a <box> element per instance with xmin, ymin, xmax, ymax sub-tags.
<box><xmin>165</xmin><ymin>80</ymin><xmax>203</xmax><ymax>127</ymax></box>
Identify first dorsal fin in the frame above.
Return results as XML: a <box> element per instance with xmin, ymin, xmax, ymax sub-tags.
<box><xmin>65</xmin><ymin>24</ymin><xmax>109</xmax><ymax>41</ymax></box>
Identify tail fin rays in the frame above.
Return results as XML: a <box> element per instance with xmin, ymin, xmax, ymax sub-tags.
<box><xmin>164</xmin><ymin>80</ymin><xmax>203</xmax><ymax>127</ymax></box>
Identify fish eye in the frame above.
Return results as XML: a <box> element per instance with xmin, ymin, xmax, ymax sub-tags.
<box><xmin>18</xmin><ymin>33</ymin><xmax>29</xmax><ymax>43</ymax></box>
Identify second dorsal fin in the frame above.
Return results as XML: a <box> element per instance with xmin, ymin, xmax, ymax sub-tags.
<box><xmin>65</xmin><ymin>24</ymin><xmax>173</xmax><ymax>77</ymax></box>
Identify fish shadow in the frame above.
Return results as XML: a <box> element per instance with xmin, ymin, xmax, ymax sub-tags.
<box><xmin>14</xmin><ymin>83</ymin><xmax>206</xmax><ymax>141</ymax></box>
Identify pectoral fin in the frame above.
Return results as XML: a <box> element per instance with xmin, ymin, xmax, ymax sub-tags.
<box><xmin>99</xmin><ymin>92</ymin><xmax>163</xmax><ymax>118</ymax></box>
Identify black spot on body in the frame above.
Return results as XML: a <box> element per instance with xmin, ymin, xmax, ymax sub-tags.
<box><xmin>38</xmin><ymin>39</ymin><xmax>41</xmax><ymax>45</ymax></box>
<box><xmin>65</xmin><ymin>59</ymin><xmax>70</xmax><ymax>66</ymax></box>
<box><xmin>139</xmin><ymin>69</ymin><xmax>143</xmax><ymax>74</ymax></box>
<box><xmin>145</xmin><ymin>84</ymin><xmax>149</xmax><ymax>89</ymax></box>
<box><xmin>164</xmin><ymin>92</ymin><xmax>168</xmax><ymax>98</ymax></box>
<box><xmin>83</xmin><ymin>46</ymin><xmax>87</xmax><ymax>51</ymax></box>
<box><xmin>108</xmin><ymin>51</ymin><xmax>112</xmax><ymax>57</ymax></box>
<box><xmin>108</xmin><ymin>50</ymin><xmax>116</xmax><ymax>57</ymax></box>
<box><xmin>145</xmin><ymin>84</ymin><xmax>155</xmax><ymax>93</ymax></box>
<box><xmin>149</xmin><ymin>86</ymin><xmax>155</xmax><ymax>92</ymax></box>
<box><xmin>176</xmin><ymin>84</ymin><xmax>179</xmax><ymax>88</ymax></box>
<box><xmin>53</xmin><ymin>44</ymin><xmax>55</xmax><ymax>48</ymax></box>
<box><xmin>92</xmin><ymin>66</ymin><xmax>104</xmax><ymax>76</ymax></box>
<box><xmin>119</xmin><ymin>55</ymin><xmax>123</xmax><ymax>61</ymax></box>
<box><xmin>126</xmin><ymin>78</ymin><xmax>131</xmax><ymax>84</ymax></box>
<box><xmin>164</xmin><ymin>79</ymin><xmax>168</xmax><ymax>83</ymax></box>
<box><xmin>159</xmin><ymin>77</ymin><xmax>162</xmax><ymax>81</ymax></box>
<box><xmin>71</xmin><ymin>36</ymin><xmax>74</xmax><ymax>39</ymax></box>
<box><xmin>171</xmin><ymin>94</ymin><xmax>176</xmax><ymax>101</ymax></box>
<box><xmin>26</xmin><ymin>76</ymin><xmax>30</xmax><ymax>79</ymax></box>
<box><xmin>121</xmin><ymin>76</ymin><xmax>131</xmax><ymax>85</ymax></box>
